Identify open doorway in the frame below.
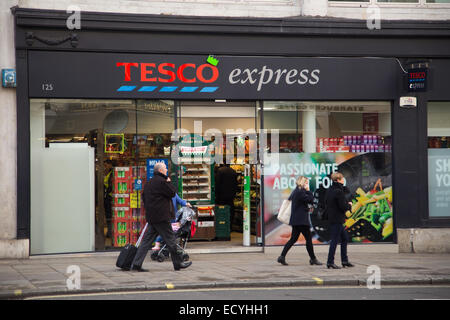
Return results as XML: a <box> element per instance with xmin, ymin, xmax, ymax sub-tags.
<box><xmin>176</xmin><ymin>101</ymin><xmax>262</xmax><ymax>249</ymax></box>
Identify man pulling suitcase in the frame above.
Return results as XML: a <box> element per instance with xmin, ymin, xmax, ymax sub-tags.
<box><xmin>130</xmin><ymin>162</ymin><xmax>192</xmax><ymax>272</ymax></box>
<box><xmin>116</xmin><ymin>223</ymin><xmax>147</xmax><ymax>270</ymax></box>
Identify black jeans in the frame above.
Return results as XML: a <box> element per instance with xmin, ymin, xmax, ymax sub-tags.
<box><xmin>327</xmin><ymin>223</ymin><xmax>349</xmax><ymax>265</ymax></box>
<box><xmin>132</xmin><ymin>220</ymin><xmax>182</xmax><ymax>270</ymax></box>
<box><xmin>281</xmin><ymin>225</ymin><xmax>316</xmax><ymax>260</ymax></box>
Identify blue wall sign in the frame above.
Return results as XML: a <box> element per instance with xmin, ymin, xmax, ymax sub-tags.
<box><xmin>2</xmin><ymin>69</ymin><xmax>16</xmax><ymax>88</ymax></box>
<box><xmin>146</xmin><ymin>158</ymin><xmax>169</xmax><ymax>180</ymax></box>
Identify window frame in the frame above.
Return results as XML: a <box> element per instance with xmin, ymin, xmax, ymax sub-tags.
<box><xmin>425</xmin><ymin>100</ymin><xmax>450</xmax><ymax>222</ymax></box>
<box><xmin>328</xmin><ymin>0</ymin><xmax>450</xmax><ymax>9</ymax></box>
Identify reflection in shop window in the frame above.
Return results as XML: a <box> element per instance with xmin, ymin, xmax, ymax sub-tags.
<box><xmin>32</xmin><ymin>99</ymin><xmax>175</xmax><ymax>252</ymax></box>
<box><xmin>263</xmin><ymin>101</ymin><xmax>394</xmax><ymax>246</ymax></box>
<box><xmin>262</xmin><ymin>101</ymin><xmax>392</xmax><ymax>154</ymax></box>
<box><xmin>427</xmin><ymin>102</ymin><xmax>450</xmax><ymax>218</ymax></box>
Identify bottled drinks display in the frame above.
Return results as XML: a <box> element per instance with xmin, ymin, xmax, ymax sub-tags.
<box><xmin>317</xmin><ymin>135</ymin><xmax>391</xmax><ymax>153</ymax></box>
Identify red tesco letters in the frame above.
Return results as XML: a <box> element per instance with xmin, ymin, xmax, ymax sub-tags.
<box><xmin>116</xmin><ymin>62</ymin><xmax>218</xmax><ymax>83</ymax></box>
<box><xmin>409</xmin><ymin>72</ymin><xmax>426</xmax><ymax>79</ymax></box>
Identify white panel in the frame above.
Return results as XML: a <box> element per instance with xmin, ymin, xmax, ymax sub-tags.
<box><xmin>31</xmin><ymin>101</ymin><xmax>95</xmax><ymax>254</ymax></box>
<box><xmin>31</xmin><ymin>146</ymin><xmax>95</xmax><ymax>254</ymax></box>
<box><xmin>428</xmin><ymin>102</ymin><xmax>450</xmax><ymax>136</ymax></box>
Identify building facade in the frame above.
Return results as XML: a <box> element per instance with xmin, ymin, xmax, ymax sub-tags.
<box><xmin>1</xmin><ymin>0</ymin><xmax>450</xmax><ymax>257</ymax></box>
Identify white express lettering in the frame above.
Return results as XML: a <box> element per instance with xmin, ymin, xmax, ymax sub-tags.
<box><xmin>298</xmin><ymin>69</ymin><xmax>309</xmax><ymax>85</ymax></box>
<box><xmin>228</xmin><ymin>67</ymin><xmax>320</xmax><ymax>91</ymax></box>
<box><xmin>241</xmin><ymin>68</ymin><xmax>258</xmax><ymax>84</ymax></box>
<box><xmin>285</xmin><ymin>69</ymin><xmax>298</xmax><ymax>85</ymax></box>
<box><xmin>228</xmin><ymin>68</ymin><xmax>241</xmax><ymax>84</ymax></box>
<box><xmin>309</xmin><ymin>69</ymin><xmax>320</xmax><ymax>84</ymax></box>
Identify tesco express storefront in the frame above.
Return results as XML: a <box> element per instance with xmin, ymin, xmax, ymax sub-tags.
<box><xmin>14</xmin><ymin>8</ymin><xmax>450</xmax><ymax>254</ymax></box>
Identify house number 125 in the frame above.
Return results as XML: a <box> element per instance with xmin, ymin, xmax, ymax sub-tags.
<box><xmin>42</xmin><ymin>83</ymin><xmax>54</xmax><ymax>91</ymax></box>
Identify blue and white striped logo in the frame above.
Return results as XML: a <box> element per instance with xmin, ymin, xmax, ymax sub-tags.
<box><xmin>117</xmin><ymin>86</ymin><xmax>218</xmax><ymax>93</ymax></box>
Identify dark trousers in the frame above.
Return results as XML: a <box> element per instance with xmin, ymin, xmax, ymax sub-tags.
<box><xmin>327</xmin><ymin>223</ymin><xmax>349</xmax><ymax>265</ymax></box>
<box><xmin>281</xmin><ymin>225</ymin><xmax>316</xmax><ymax>260</ymax></box>
<box><xmin>132</xmin><ymin>221</ymin><xmax>182</xmax><ymax>270</ymax></box>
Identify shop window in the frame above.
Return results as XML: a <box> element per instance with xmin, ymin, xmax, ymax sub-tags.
<box><xmin>427</xmin><ymin>102</ymin><xmax>450</xmax><ymax>217</ymax></box>
<box><xmin>263</xmin><ymin>101</ymin><xmax>393</xmax><ymax>246</ymax></box>
<box><xmin>30</xmin><ymin>99</ymin><xmax>174</xmax><ymax>254</ymax></box>
<box><xmin>262</xmin><ymin>101</ymin><xmax>300</xmax><ymax>153</ymax></box>
<box><xmin>329</xmin><ymin>0</ymin><xmax>418</xmax><ymax>2</ymax></box>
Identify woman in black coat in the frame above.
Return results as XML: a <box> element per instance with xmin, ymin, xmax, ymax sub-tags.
<box><xmin>277</xmin><ymin>176</ymin><xmax>322</xmax><ymax>266</ymax></box>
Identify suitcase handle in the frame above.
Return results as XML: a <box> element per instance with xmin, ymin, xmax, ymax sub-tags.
<box><xmin>135</xmin><ymin>223</ymin><xmax>148</xmax><ymax>248</ymax></box>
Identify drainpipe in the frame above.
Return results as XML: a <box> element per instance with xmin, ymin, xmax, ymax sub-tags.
<box><xmin>410</xmin><ymin>228</ymin><xmax>415</xmax><ymax>253</ymax></box>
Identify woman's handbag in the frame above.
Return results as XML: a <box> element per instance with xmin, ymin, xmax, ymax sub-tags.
<box><xmin>277</xmin><ymin>190</ymin><xmax>294</xmax><ymax>224</ymax></box>
<box><xmin>277</xmin><ymin>199</ymin><xmax>292</xmax><ymax>224</ymax></box>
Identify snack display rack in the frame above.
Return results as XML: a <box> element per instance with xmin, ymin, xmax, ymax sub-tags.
<box><xmin>174</xmin><ymin>134</ymin><xmax>216</xmax><ymax>240</ymax></box>
<box><xmin>180</xmin><ymin>163</ymin><xmax>212</xmax><ymax>203</ymax></box>
<box><xmin>110</xmin><ymin>166</ymin><xmax>147</xmax><ymax>247</ymax></box>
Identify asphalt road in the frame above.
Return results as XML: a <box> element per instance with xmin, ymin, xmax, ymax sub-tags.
<box><xmin>27</xmin><ymin>285</ymin><xmax>450</xmax><ymax>300</ymax></box>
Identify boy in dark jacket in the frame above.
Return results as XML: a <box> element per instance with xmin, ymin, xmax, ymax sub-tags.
<box><xmin>326</xmin><ymin>172</ymin><xmax>354</xmax><ymax>269</ymax></box>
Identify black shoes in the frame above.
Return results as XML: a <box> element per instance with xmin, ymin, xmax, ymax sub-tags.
<box><xmin>131</xmin><ymin>265</ymin><xmax>149</xmax><ymax>272</ymax></box>
<box><xmin>309</xmin><ymin>258</ymin><xmax>323</xmax><ymax>266</ymax></box>
<box><xmin>342</xmin><ymin>262</ymin><xmax>355</xmax><ymax>268</ymax></box>
<box><xmin>277</xmin><ymin>256</ymin><xmax>288</xmax><ymax>266</ymax></box>
<box><xmin>174</xmin><ymin>261</ymin><xmax>192</xmax><ymax>271</ymax></box>
<box><xmin>278</xmin><ymin>256</ymin><xmax>323</xmax><ymax>266</ymax></box>
<box><xmin>326</xmin><ymin>262</ymin><xmax>355</xmax><ymax>269</ymax></box>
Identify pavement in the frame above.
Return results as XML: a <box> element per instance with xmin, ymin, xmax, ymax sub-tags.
<box><xmin>1</xmin><ymin>244</ymin><xmax>450</xmax><ymax>299</ymax></box>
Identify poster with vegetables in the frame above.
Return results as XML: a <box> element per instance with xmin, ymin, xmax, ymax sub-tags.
<box><xmin>264</xmin><ymin>152</ymin><xmax>393</xmax><ymax>245</ymax></box>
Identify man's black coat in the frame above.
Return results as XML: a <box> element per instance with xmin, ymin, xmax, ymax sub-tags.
<box><xmin>143</xmin><ymin>171</ymin><xmax>177</xmax><ymax>224</ymax></box>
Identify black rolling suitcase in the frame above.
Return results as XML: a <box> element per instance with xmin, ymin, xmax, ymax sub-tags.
<box><xmin>116</xmin><ymin>223</ymin><xmax>148</xmax><ymax>270</ymax></box>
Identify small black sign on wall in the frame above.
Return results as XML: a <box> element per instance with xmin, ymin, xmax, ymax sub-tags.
<box><xmin>407</xmin><ymin>68</ymin><xmax>427</xmax><ymax>92</ymax></box>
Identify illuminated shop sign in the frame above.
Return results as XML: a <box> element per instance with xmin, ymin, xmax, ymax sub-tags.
<box><xmin>408</xmin><ymin>68</ymin><xmax>427</xmax><ymax>92</ymax></box>
<box><xmin>28</xmin><ymin>51</ymin><xmax>399</xmax><ymax>100</ymax></box>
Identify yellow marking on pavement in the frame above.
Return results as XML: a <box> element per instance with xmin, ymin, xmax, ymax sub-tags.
<box><xmin>166</xmin><ymin>283</ymin><xmax>175</xmax><ymax>289</ymax></box>
<box><xmin>312</xmin><ymin>277</ymin><xmax>324</xmax><ymax>285</ymax></box>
